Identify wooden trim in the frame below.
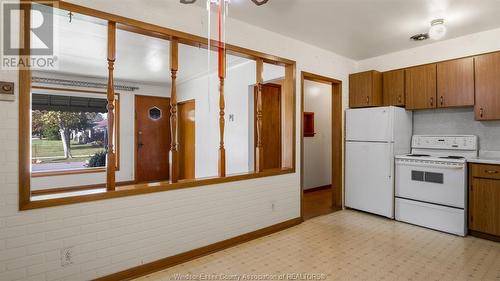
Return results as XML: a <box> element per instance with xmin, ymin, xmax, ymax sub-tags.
<box><xmin>30</xmin><ymin>180</ymin><xmax>136</xmax><ymax>196</ymax></box>
<box><xmin>21</xmin><ymin>168</ymin><xmax>295</xmax><ymax>210</ymax></box>
<box><xmin>286</xmin><ymin>63</ymin><xmax>297</xmax><ymax>171</ymax></box>
<box><xmin>218</xmin><ymin>49</ymin><xmax>226</xmax><ymax>177</ymax></box>
<box><xmin>20</xmin><ymin>1</ymin><xmax>297</xmax><ymax>210</ymax></box>
<box><xmin>300</xmin><ymin>72</ymin><xmax>344</xmax><ymax>219</ymax></box>
<box><xmin>106</xmin><ymin>22</ymin><xmax>117</xmax><ymax>191</ymax></box>
<box><xmin>304</xmin><ymin>184</ymin><xmax>332</xmax><ymax>193</ymax></box>
<box><xmin>28</xmin><ymin>0</ymin><xmax>293</xmax><ymax>66</ymax></box>
<box><xmin>469</xmin><ymin>230</ymin><xmax>500</xmax><ymax>243</ymax></box>
<box><xmin>19</xmin><ymin>2</ymin><xmax>32</xmax><ymax>209</ymax></box>
<box><xmin>255</xmin><ymin>59</ymin><xmax>264</xmax><ymax>172</ymax></box>
<box><xmin>94</xmin><ymin>217</ymin><xmax>302</xmax><ymax>281</ymax></box>
<box><xmin>169</xmin><ymin>38</ymin><xmax>179</xmax><ymax>183</ymax></box>
<box><xmin>32</xmin><ymin>168</ymin><xmax>106</xmax><ymax>178</ymax></box>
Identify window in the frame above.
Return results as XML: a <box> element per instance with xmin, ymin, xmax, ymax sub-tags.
<box><xmin>18</xmin><ymin>2</ymin><xmax>296</xmax><ymax>210</ymax></box>
<box><xmin>30</xmin><ymin>91</ymin><xmax>119</xmax><ymax>176</ymax></box>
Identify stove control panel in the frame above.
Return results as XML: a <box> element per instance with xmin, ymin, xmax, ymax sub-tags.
<box><xmin>412</xmin><ymin>135</ymin><xmax>477</xmax><ymax>150</ymax></box>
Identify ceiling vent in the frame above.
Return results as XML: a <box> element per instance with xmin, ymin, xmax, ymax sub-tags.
<box><xmin>410</xmin><ymin>33</ymin><xmax>429</xmax><ymax>41</ymax></box>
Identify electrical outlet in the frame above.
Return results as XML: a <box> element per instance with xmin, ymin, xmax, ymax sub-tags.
<box><xmin>60</xmin><ymin>247</ymin><xmax>74</xmax><ymax>267</ymax></box>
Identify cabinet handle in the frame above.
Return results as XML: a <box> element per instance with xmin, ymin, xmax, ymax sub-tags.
<box><xmin>440</xmin><ymin>96</ymin><xmax>444</xmax><ymax>106</ymax></box>
<box><xmin>430</xmin><ymin>97</ymin><xmax>434</xmax><ymax>107</ymax></box>
<box><xmin>366</xmin><ymin>96</ymin><xmax>369</xmax><ymax>104</ymax></box>
<box><xmin>479</xmin><ymin>108</ymin><xmax>484</xmax><ymax>118</ymax></box>
<box><xmin>398</xmin><ymin>95</ymin><xmax>402</xmax><ymax>104</ymax></box>
<box><xmin>485</xmin><ymin>170</ymin><xmax>498</xmax><ymax>174</ymax></box>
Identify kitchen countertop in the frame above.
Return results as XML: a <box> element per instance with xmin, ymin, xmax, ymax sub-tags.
<box><xmin>467</xmin><ymin>151</ymin><xmax>500</xmax><ymax>165</ymax></box>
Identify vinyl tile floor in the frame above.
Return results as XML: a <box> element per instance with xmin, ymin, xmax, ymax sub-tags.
<box><xmin>135</xmin><ymin>210</ymin><xmax>500</xmax><ymax>281</ymax></box>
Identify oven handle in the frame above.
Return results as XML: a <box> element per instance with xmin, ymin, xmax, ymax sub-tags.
<box><xmin>395</xmin><ymin>161</ymin><xmax>464</xmax><ymax>169</ymax></box>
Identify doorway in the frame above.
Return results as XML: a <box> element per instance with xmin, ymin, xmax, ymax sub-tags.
<box><xmin>254</xmin><ymin>83</ymin><xmax>282</xmax><ymax>170</ymax></box>
<box><xmin>178</xmin><ymin>99</ymin><xmax>196</xmax><ymax>180</ymax></box>
<box><xmin>301</xmin><ymin>72</ymin><xmax>343</xmax><ymax>220</ymax></box>
<box><xmin>135</xmin><ymin>95</ymin><xmax>171</xmax><ymax>183</ymax></box>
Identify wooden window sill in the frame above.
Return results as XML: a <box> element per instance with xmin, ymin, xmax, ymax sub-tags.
<box><xmin>31</xmin><ymin>166</ymin><xmax>121</xmax><ymax>178</ymax></box>
<box><xmin>32</xmin><ymin>167</ymin><xmax>106</xmax><ymax>178</ymax></box>
<box><xmin>23</xmin><ymin>168</ymin><xmax>295</xmax><ymax>210</ymax></box>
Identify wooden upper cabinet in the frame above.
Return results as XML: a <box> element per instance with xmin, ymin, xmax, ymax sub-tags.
<box><xmin>349</xmin><ymin>70</ymin><xmax>382</xmax><ymax>108</ymax></box>
<box><xmin>437</xmin><ymin>57</ymin><xmax>474</xmax><ymax>108</ymax></box>
<box><xmin>405</xmin><ymin>64</ymin><xmax>437</xmax><ymax>110</ymax></box>
<box><xmin>475</xmin><ymin>52</ymin><xmax>500</xmax><ymax>120</ymax></box>
<box><xmin>383</xmin><ymin>69</ymin><xmax>405</xmax><ymax>106</ymax></box>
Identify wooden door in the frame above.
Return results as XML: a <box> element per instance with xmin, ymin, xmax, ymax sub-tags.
<box><xmin>135</xmin><ymin>96</ymin><xmax>170</xmax><ymax>183</ymax></box>
<box><xmin>255</xmin><ymin>83</ymin><xmax>282</xmax><ymax>170</ymax></box>
<box><xmin>475</xmin><ymin>52</ymin><xmax>500</xmax><ymax>120</ymax></box>
<box><xmin>349</xmin><ymin>71</ymin><xmax>382</xmax><ymax>108</ymax></box>
<box><xmin>383</xmin><ymin>69</ymin><xmax>405</xmax><ymax>106</ymax></box>
<box><xmin>437</xmin><ymin>57</ymin><xmax>474</xmax><ymax>108</ymax></box>
<box><xmin>405</xmin><ymin>64</ymin><xmax>437</xmax><ymax>110</ymax></box>
<box><xmin>470</xmin><ymin>178</ymin><xmax>500</xmax><ymax>236</ymax></box>
<box><xmin>178</xmin><ymin>100</ymin><xmax>195</xmax><ymax>180</ymax></box>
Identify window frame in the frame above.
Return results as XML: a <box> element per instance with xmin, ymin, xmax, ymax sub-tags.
<box><xmin>30</xmin><ymin>87</ymin><xmax>121</xmax><ymax>178</ymax></box>
<box><xmin>19</xmin><ymin>1</ymin><xmax>296</xmax><ymax>210</ymax></box>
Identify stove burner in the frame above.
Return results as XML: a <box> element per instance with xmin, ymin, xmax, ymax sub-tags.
<box><xmin>439</xmin><ymin>156</ymin><xmax>465</xmax><ymax>159</ymax></box>
<box><xmin>407</xmin><ymin>154</ymin><xmax>431</xmax><ymax>157</ymax></box>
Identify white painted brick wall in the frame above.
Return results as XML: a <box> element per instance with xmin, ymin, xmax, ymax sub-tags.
<box><xmin>0</xmin><ymin>0</ymin><xmax>355</xmax><ymax>279</ymax></box>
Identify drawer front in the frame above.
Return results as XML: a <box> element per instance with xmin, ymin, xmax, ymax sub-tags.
<box><xmin>395</xmin><ymin>198</ymin><xmax>466</xmax><ymax>236</ymax></box>
<box><xmin>472</xmin><ymin>164</ymin><xmax>500</xmax><ymax>180</ymax></box>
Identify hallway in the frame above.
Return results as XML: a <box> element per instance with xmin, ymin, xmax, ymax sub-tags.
<box><xmin>302</xmin><ymin>187</ymin><xmax>338</xmax><ymax>220</ymax></box>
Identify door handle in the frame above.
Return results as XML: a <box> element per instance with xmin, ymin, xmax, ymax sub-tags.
<box><xmin>138</xmin><ymin>131</ymin><xmax>144</xmax><ymax>149</ymax></box>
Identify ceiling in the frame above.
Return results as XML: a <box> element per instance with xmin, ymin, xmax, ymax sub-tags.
<box><xmin>209</xmin><ymin>0</ymin><xmax>500</xmax><ymax>59</ymax></box>
<box><xmin>42</xmin><ymin>6</ymin><xmax>245</xmax><ymax>85</ymax></box>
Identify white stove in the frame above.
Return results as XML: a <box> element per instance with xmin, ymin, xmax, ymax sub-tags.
<box><xmin>394</xmin><ymin>135</ymin><xmax>478</xmax><ymax>236</ymax></box>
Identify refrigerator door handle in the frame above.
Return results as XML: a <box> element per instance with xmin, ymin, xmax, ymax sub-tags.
<box><xmin>389</xmin><ymin>146</ymin><xmax>394</xmax><ymax>180</ymax></box>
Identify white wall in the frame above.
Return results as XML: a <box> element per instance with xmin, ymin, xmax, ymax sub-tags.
<box><xmin>0</xmin><ymin>1</ymin><xmax>356</xmax><ymax>280</ymax></box>
<box><xmin>30</xmin><ymin>71</ymin><xmax>171</xmax><ymax>190</ymax></box>
<box><xmin>177</xmin><ymin>59</ymin><xmax>285</xmax><ymax>178</ymax></box>
<box><xmin>303</xmin><ymin>80</ymin><xmax>332</xmax><ymax>190</ymax></box>
<box><xmin>357</xmin><ymin>27</ymin><xmax>500</xmax><ymax>71</ymax></box>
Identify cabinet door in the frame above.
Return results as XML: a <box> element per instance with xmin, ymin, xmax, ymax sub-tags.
<box><xmin>405</xmin><ymin>64</ymin><xmax>437</xmax><ymax>110</ymax></box>
<box><xmin>469</xmin><ymin>178</ymin><xmax>500</xmax><ymax>236</ymax></box>
<box><xmin>349</xmin><ymin>71</ymin><xmax>382</xmax><ymax>108</ymax></box>
<box><xmin>383</xmin><ymin>69</ymin><xmax>405</xmax><ymax>106</ymax></box>
<box><xmin>437</xmin><ymin>57</ymin><xmax>474</xmax><ymax>108</ymax></box>
<box><xmin>475</xmin><ymin>52</ymin><xmax>500</xmax><ymax>120</ymax></box>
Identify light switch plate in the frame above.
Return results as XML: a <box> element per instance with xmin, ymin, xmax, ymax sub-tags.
<box><xmin>0</xmin><ymin>81</ymin><xmax>15</xmax><ymax>101</ymax></box>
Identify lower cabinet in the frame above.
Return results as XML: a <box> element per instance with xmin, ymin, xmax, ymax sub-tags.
<box><xmin>469</xmin><ymin>164</ymin><xmax>500</xmax><ymax>238</ymax></box>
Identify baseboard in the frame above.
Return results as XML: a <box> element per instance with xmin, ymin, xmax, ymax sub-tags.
<box><xmin>469</xmin><ymin>230</ymin><xmax>500</xmax><ymax>242</ymax></box>
<box><xmin>303</xmin><ymin>184</ymin><xmax>332</xmax><ymax>193</ymax></box>
<box><xmin>94</xmin><ymin>217</ymin><xmax>303</xmax><ymax>281</ymax></box>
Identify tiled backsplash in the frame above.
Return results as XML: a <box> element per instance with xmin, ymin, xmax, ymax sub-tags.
<box><xmin>413</xmin><ymin>107</ymin><xmax>500</xmax><ymax>152</ymax></box>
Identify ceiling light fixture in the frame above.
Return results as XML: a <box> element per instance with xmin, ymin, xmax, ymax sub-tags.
<box><xmin>428</xmin><ymin>19</ymin><xmax>446</xmax><ymax>40</ymax></box>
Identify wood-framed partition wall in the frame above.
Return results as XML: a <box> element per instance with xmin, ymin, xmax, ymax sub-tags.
<box><xmin>19</xmin><ymin>0</ymin><xmax>296</xmax><ymax>210</ymax></box>
<box><xmin>300</xmin><ymin>71</ymin><xmax>343</xmax><ymax>217</ymax></box>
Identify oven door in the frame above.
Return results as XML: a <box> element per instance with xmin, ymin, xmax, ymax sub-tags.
<box><xmin>395</xmin><ymin>160</ymin><xmax>466</xmax><ymax>208</ymax></box>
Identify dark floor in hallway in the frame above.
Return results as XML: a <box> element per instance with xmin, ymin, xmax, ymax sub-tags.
<box><xmin>303</xmin><ymin>186</ymin><xmax>338</xmax><ymax>220</ymax></box>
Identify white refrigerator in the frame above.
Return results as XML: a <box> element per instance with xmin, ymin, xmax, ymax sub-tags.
<box><xmin>345</xmin><ymin>106</ymin><xmax>412</xmax><ymax>218</ymax></box>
